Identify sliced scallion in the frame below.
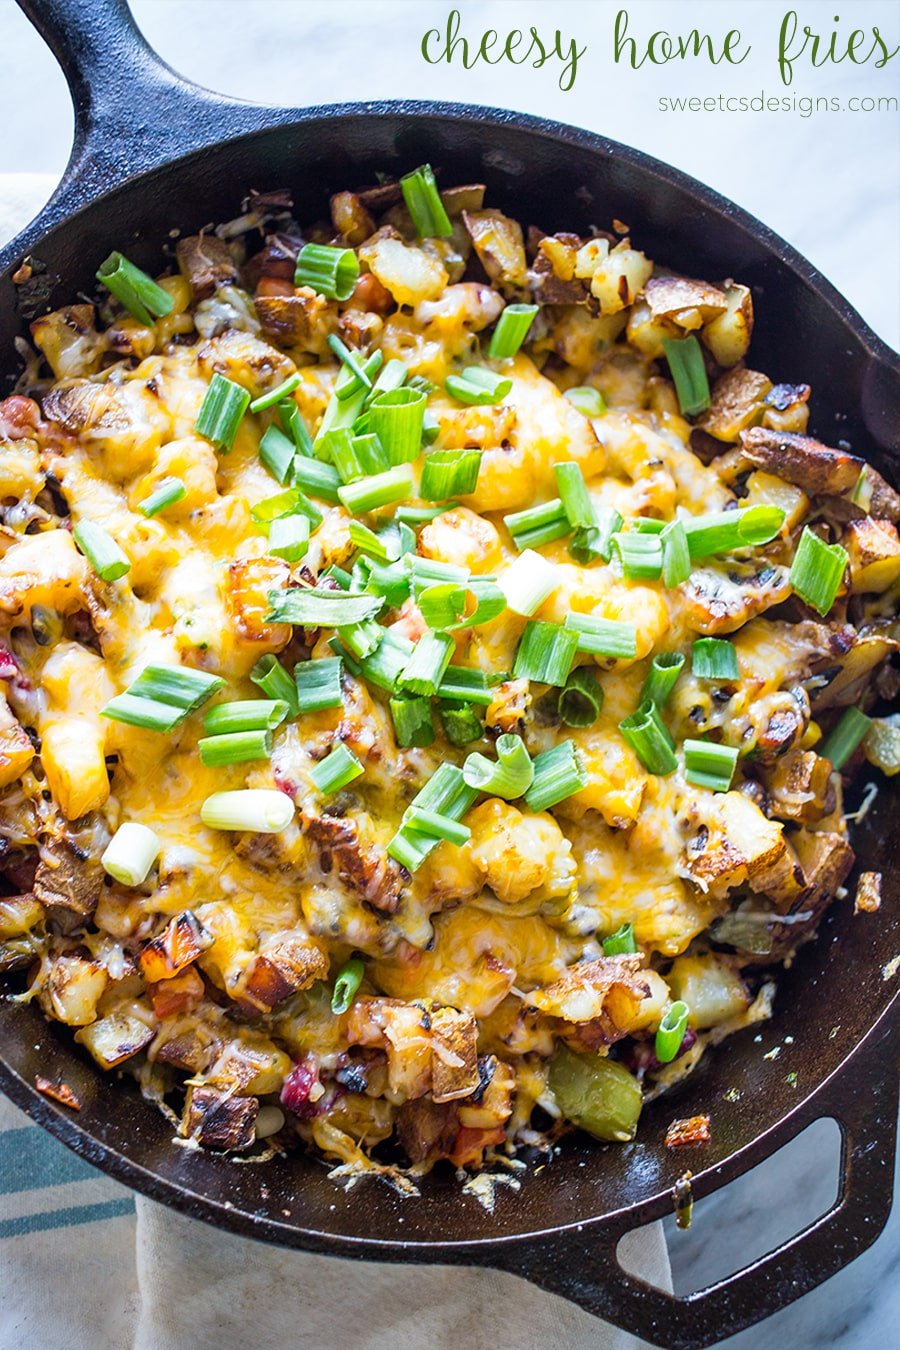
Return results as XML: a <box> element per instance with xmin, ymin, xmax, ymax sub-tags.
<box><xmin>368</xmin><ymin>388</ymin><xmax>427</xmax><ymax>465</ymax></box>
<box><xmin>291</xmin><ymin>455</ymin><xmax>342</xmax><ymax>503</ymax></box>
<box><xmin>655</xmin><ymin>1001</ymin><xmax>690</xmax><ymax>1063</ymax></box>
<box><xmin>204</xmin><ymin>700</ymin><xmax>290</xmax><ymax>735</ymax></box>
<box><xmin>404</xmin><ymin>807</ymin><xmax>471</xmax><ymax>846</ymax></box>
<box><xmin>820</xmin><ymin>706</ymin><xmax>872</xmax><ymax>771</ymax></box>
<box><xmin>389</xmin><ymin>694</ymin><xmax>435</xmax><ymax>747</ymax></box>
<box><xmin>564</xmin><ymin>386</ymin><xmax>606</xmax><ymax>418</ymax></box>
<box><xmin>250</xmin><ymin>373</ymin><xmax>302</xmax><ymax>414</ymax></box>
<box><xmin>789</xmin><ymin>526</ymin><xmax>849</xmax><ymax>616</ymax></box>
<box><xmin>436</xmin><ymin>665</ymin><xmax>493</xmax><ymax>705</ymax></box>
<box><xmin>101</xmin><ymin>663</ymin><xmax>223</xmax><ymax>731</ymax></box>
<box><xmin>268</xmin><ymin>513</ymin><xmax>310</xmax><ymax>563</ymax></box>
<box><xmin>524</xmin><ymin>739</ymin><xmax>587</xmax><ymax>811</ymax></box>
<box><xmin>684</xmin><ymin>505</ymin><xmax>785</xmax><ymax>560</ymax></box>
<box><xmin>420</xmin><ymin>448</ymin><xmax>482</xmax><ymax>500</ymax></box>
<box><xmin>360</xmin><ymin>629</ymin><xmax>414</xmax><ymax>691</ymax></box>
<box><xmin>499</xmin><ymin>549</ymin><xmax>558</xmax><ymax>617</ymax></box>
<box><xmin>259</xmin><ymin>425</ymin><xmax>296</xmax><ymax>486</ymax></box>
<box><xmin>294</xmin><ymin>242</ymin><xmax>360</xmax><ymax>301</ymax></box>
<box><xmin>198</xmin><ymin>728</ymin><xmax>272</xmax><ymax>767</ymax></box>
<box><xmin>400</xmin><ymin>163</ymin><xmax>453</xmax><ymax>239</ymax></box>
<box><xmin>438</xmin><ymin>702</ymin><xmax>483</xmax><ymax>746</ymax></box>
<box><xmin>310</xmin><ymin>742</ymin><xmax>364</xmax><ymax>794</ymax></box>
<box><xmin>505</xmin><ymin>498</ymin><xmax>570</xmax><ymax>551</ymax></box>
<box><xmin>446</xmin><ymin>367</ymin><xmax>512</xmax><ymax>407</ymax></box>
<box><xmin>558</xmin><ymin>667</ymin><xmax>604</xmax><ymax>728</ymax></box>
<box><xmin>488</xmin><ymin>304</ymin><xmax>538</xmax><ymax>360</ymax></box>
<box><xmin>564</xmin><ymin>613</ymin><xmax>637</xmax><ymax>660</ymax></box>
<box><xmin>661</xmin><ymin>519</ymin><xmax>691</xmax><ymax>587</ymax></box>
<box><xmin>294</xmin><ymin>657</ymin><xmax>344</xmax><ymax>713</ymax></box>
<box><xmin>100</xmin><ymin>821</ymin><xmax>161</xmax><ymax>887</ymax></box>
<box><xmin>73</xmin><ymin>520</ymin><xmax>130</xmax><ymax>582</ymax></box>
<box><xmin>640</xmin><ymin>652</ymin><xmax>684</xmax><ymax>708</ymax></box>
<box><xmin>96</xmin><ymin>251</ymin><xmax>173</xmax><ymax>326</ymax></box>
<box><xmin>692</xmin><ymin>638</ymin><xmax>739</xmax><ymax>682</ymax></box>
<box><xmin>397</xmin><ymin>631</ymin><xmax>454</xmax><ymax>696</ymax></box>
<box><xmin>251</xmin><ymin>654</ymin><xmax>299</xmax><ymax>715</ymax></box>
<box><xmin>138</xmin><ymin>476</ymin><xmax>186</xmax><ymax>519</ymax></box>
<box><xmin>513</xmin><ymin>620</ymin><xmax>578</xmax><ymax>687</ymax></box>
<box><xmin>338</xmin><ymin>465</ymin><xmax>414</xmax><ymax>515</ymax></box>
<box><xmin>331</xmin><ymin>957</ymin><xmax>365</xmax><ymax>1015</ymax></box>
<box><xmin>602</xmin><ymin>922</ymin><xmax>637</xmax><ymax>956</ymax></box>
<box><xmin>683</xmin><ymin>738</ymin><xmax>739</xmax><ymax>792</ymax></box>
<box><xmin>662</xmin><ymin>336</ymin><xmax>710</xmax><ymax>417</ymax></box>
<box><xmin>195</xmin><ymin>373</ymin><xmax>250</xmax><ymax>452</ymax></box>
<box><xmin>201</xmin><ymin>788</ymin><xmax>294</xmax><ymax>833</ymax></box>
<box><xmin>570</xmin><ymin>504</ymin><xmax>622</xmax><ymax>565</ymax></box>
<box><xmin>619</xmin><ymin>700</ymin><xmax>677</xmax><ymax>775</ymax></box>
<box><xmin>554</xmin><ymin>462</ymin><xmax>595</xmax><ymax>530</ymax></box>
<box><xmin>387</xmin><ymin>763</ymin><xmax>478</xmax><ymax>871</ymax></box>
<box><xmin>463</xmin><ymin>733</ymin><xmax>534</xmax><ymax>799</ymax></box>
<box><xmin>266</xmin><ymin>588</ymin><xmax>383</xmax><ymax>627</ymax></box>
<box><xmin>613</xmin><ymin>531</ymin><xmax>663</xmax><ymax>580</ymax></box>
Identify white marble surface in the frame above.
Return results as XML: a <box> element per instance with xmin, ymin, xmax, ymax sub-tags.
<box><xmin>0</xmin><ymin>1</ymin><xmax>897</xmax><ymax>1347</ymax></box>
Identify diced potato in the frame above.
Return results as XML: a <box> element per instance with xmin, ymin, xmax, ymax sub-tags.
<box><xmin>744</xmin><ymin>470</ymin><xmax>809</xmax><ymax>531</ymax></box>
<box><xmin>183</xmin><ymin>1086</ymin><xmax>258</xmax><ymax>1151</ymax></box>
<box><xmin>464</xmin><ymin>799</ymin><xmax>575</xmax><ymax>904</ymax></box>
<box><xmin>76</xmin><ymin>1012</ymin><xmax>154</xmax><ymax>1068</ymax></box>
<box><xmin>227</xmin><ymin>555</ymin><xmax>291</xmax><ymax>650</ymax></box>
<box><xmin>586</xmin><ymin>242</ymin><xmax>653</xmax><ymax>316</ymax></box>
<box><xmin>625</xmin><ymin>300</ymin><xmax>675</xmax><ymax>359</ymax></box>
<box><xmin>139</xmin><ymin>911</ymin><xmax>211</xmax><ymax>983</ymax></box>
<box><xmin>462</xmin><ymin>210</ymin><xmax>527</xmax><ymax>286</ymax></box>
<box><xmin>0</xmin><ymin>530</ymin><xmax>88</xmax><ymax>618</ymax></box>
<box><xmin>418</xmin><ymin>505</ymin><xmax>502</xmax><ymax>573</ymax></box>
<box><xmin>843</xmin><ymin>517</ymin><xmax>900</xmax><ymax>593</ymax></box>
<box><xmin>0</xmin><ymin>894</ymin><xmax>43</xmax><ymax>940</ymax></box>
<box><xmin>683</xmin><ymin>791</ymin><xmax>786</xmax><ymax>898</ymax></box>
<box><xmin>359</xmin><ymin>231</ymin><xmax>448</xmax><ymax>306</ymax></box>
<box><xmin>40</xmin><ymin>718</ymin><xmax>109</xmax><ymax>819</ymax></box>
<box><xmin>40</xmin><ymin>955</ymin><xmax>108</xmax><ymax>1026</ymax></box>
<box><xmin>697</xmin><ymin>368</ymin><xmax>771</xmax><ymax>443</ymax></box>
<box><xmin>31</xmin><ymin>304</ymin><xmax>105</xmax><ymax>379</ymax></box>
<box><xmin>739</xmin><ymin>427</ymin><xmax>863</xmax><ymax>496</ymax></box>
<box><xmin>644</xmin><ymin>274</ymin><xmax>728</xmax><ymax>328</ymax></box>
<box><xmin>666</xmin><ymin>953</ymin><xmax>750</xmax><ymax>1029</ymax></box>
<box><xmin>764</xmin><ymin>748</ymin><xmax>832</xmax><ymax>823</ymax></box>
<box><xmin>430</xmin><ymin>1007</ymin><xmax>480</xmax><ymax>1103</ymax></box>
<box><xmin>255</xmin><ymin>289</ymin><xmax>337</xmax><ymax>356</ymax></box>
<box><xmin>701</xmin><ymin>283</ymin><xmax>753</xmax><ymax>367</ymax></box>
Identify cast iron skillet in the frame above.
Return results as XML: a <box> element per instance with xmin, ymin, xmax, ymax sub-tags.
<box><xmin>1</xmin><ymin>2</ymin><xmax>898</xmax><ymax>1345</ymax></box>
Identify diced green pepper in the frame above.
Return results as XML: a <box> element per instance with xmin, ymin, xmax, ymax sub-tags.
<box><xmin>548</xmin><ymin>1044</ymin><xmax>642</xmax><ymax>1142</ymax></box>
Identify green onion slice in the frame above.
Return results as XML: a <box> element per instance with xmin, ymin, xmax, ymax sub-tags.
<box><xmin>389</xmin><ymin>694</ymin><xmax>435</xmax><ymax>748</ymax></box>
<box><xmin>602</xmin><ymin>922</ymin><xmax>638</xmax><ymax>956</ymax></box>
<box><xmin>404</xmin><ymin>807</ymin><xmax>471</xmax><ymax>846</ymax></box>
<box><xmin>437</xmin><ymin>665</ymin><xmax>493</xmax><ymax>705</ymax></box>
<box><xmin>613</xmin><ymin>531</ymin><xmax>664</xmax><ymax>581</ymax></box>
<box><xmin>294</xmin><ymin>242</ymin><xmax>360</xmax><ymax>301</ymax></box>
<box><xmin>328</xmin><ymin>333</ymin><xmax>375</xmax><ymax>395</ymax></box>
<box><xmin>820</xmin><ymin>706</ymin><xmax>872</xmax><ymax>771</ymax></box>
<box><xmin>692</xmin><ymin>638</ymin><xmax>740</xmax><ymax>682</ymax></box>
<box><xmin>250</xmin><ymin>373</ymin><xmax>302</xmax><ymax>414</ymax></box>
<box><xmin>619</xmin><ymin>700</ymin><xmax>677</xmax><ymax>775</ymax></box>
<box><xmin>655</xmin><ymin>1001</ymin><xmax>690</xmax><ymax>1063</ymax></box>
<box><xmin>138</xmin><ymin>476</ymin><xmax>186</xmax><ymax>518</ymax></box>
<box><xmin>311</xmin><ymin>742</ymin><xmax>364</xmax><ymax>795</ymax></box>
<box><xmin>397</xmin><ymin>631</ymin><xmax>454</xmax><ymax>696</ymax></box>
<box><xmin>198</xmin><ymin>728</ymin><xmax>272</xmax><ymax>767</ymax></box>
<box><xmin>513</xmin><ymin>620</ymin><xmax>579</xmax><ymax>687</ymax></box>
<box><xmin>360</xmin><ymin>628</ymin><xmax>415</xmax><ymax>690</ymax></box>
<box><xmin>558</xmin><ymin>667</ymin><xmax>604</xmax><ymax>728</ymax></box>
<box><xmin>268</xmin><ymin>513</ymin><xmax>310</xmax><ymax>563</ymax></box>
<box><xmin>195</xmin><ymin>373</ymin><xmax>250</xmax><ymax>453</ymax></box>
<box><xmin>438</xmin><ymin>702</ymin><xmax>483</xmax><ymax>746</ymax></box>
<box><xmin>499</xmin><ymin>550</ymin><xmax>559</xmax><ymax>617</ymax></box>
<box><xmin>266</xmin><ymin>587</ymin><xmax>383</xmax><ymax>627</ymax></box>
<box><xmin>684</xmin><ymin>505</ymin><xmax>785</xmax><ymax>560</ymax></box>
<box><xmin>564</xmin><ymin>386</ymin><xmax>606</xmax><ymax>418</ymax></box>
<box><xmin>331</xmin><ymin>957</ymin><xmax>365</xmax><ymax>1015</ymax></box>
<box><xmin>445</xmin><ymin>367</ymin><xmax>513</xmax><ymax>407</ymax></box>
<box><xmin>100</xmin><ymin>821</ymin><xmax>161</xmax><ymax>887</ymax></box>
<box><xmin>259</xmin><ymin>425</ymin><xmax>296</xmax><ymax>486</ymax></box>
<box><xmin>554</xmin><ymin>462</ymin><xmax>595</xmax><ymax>529</ymax></box>
<box><xmin>564</xmin><ymin>614</ymin><xmax>637</xmax><ymax>660</ymax></box>
<box><xmin>789</xmin><ymin>526</ymin><xmax>849</xmax><ymax>616</ymax></box>
<box><xmin>72</xmin><ymin>520</ymin><xmax>130</xmax><ymax>582</ymax></box>
<box><xmin>294</xmin><ymin>658</ymin><xmax>344</xmax><ymax>713</ymax></box>
<box><xmin>96</xmin><ymin>251</ymin><xmax>174</xmax><ymax>326</ymax></box>
<box><xmin>524</xmin><ymin>739</ymin><xmax>587</xmax><ymax>811</ymax></box>
<box><xmin>420</xmin><ymin>448</ymin><xmax>482</xmax><ymax>500</ymax></box>
<box><xmin>570</xmin><ymin>505</ymin><xmax>622</xmax><ymax>565</ymax></box>
<box><xmin>661</xmin><ymin>519</ymin><xmax>691</xmax><ymax>587</ymax></box>
<box><xmin>640</xmin><ymin>652</ymin><xmax>685</xmax><ymax>708</ymax></box>
<box><xmin>683</xmin><ymin>738</ymin><xmax>739</xmax><ymax>792</ymax></box>
<box><xmin>201</xmin><ymin>788</ymin><xmax>294</xmax><ymax>833</ymax></box>
<box><xmin>251</xmin><ymin>655</ymin><xmax>299</xmax><ymax>715</ymax></box>
<box><xmin>101</xmin><ymin>663</ymin><xmax>223</xmax><ymax>731</ymax></box>
<box><xmin>463</xmin><ymin>733</ymin><xmax>534</xmax><ymax>799</ymax></box>
<box><xmin>204</xmin><ymin>700</ymin><xmax>290</xmax><ymax>735</ymax></box>
<box><xmin>488</xmin><ymin>304</ymin><xmax>538</xmax><ymax>360</ymax></box>
<box><xmin>387</xmin><ymin>764</ymin><xmax>478</xmax><ymax>872</ymax></box>
<box><xmin>368</xmin><ymin>388</ymin><xmax>427</xmax><ymax>466</ymax></box>
<box><xmin>338</xmin><ymin>465</ymin><xmax>414</xmax><ymax>515</ymax></box>
<box><xmin>662</xmin><ymin>336</ymin><xmax>710</xmax><ymax>417</ymax></box>
<box><xmin>400</xmin><ymin>163</ymin><xmax>453</xmax><ymax>239</ymax></box>
<box><xmin>278</xmin><ymin>399</ymin><xmax>314</xmax><ymax>456</ymax></box>
<box><xmin>505</xmin><ymin>498</ymin><xmax>571</xmax><ymax>551</ymax></box>
<box><xmin>291</xmin><ymin>455</ymin><xmax>342</xmax><ymax>503</ymax></box>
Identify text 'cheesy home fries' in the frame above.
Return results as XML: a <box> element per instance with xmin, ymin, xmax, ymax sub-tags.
<box><xmin>1</xmin><ymin>166</ymin><xmax>897</xmax><ymax>1182</ymax></box>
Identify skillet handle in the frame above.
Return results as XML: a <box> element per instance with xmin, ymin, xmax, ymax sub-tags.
<box><xmin>17</xmin><ymin>0</ymin><xmax>295</xmax><ymax>202</ymax></box>
<box><xmin>491</xmin><ymin>1023</ymin><xmax>898</xmax><ymax>1350</ymax></box>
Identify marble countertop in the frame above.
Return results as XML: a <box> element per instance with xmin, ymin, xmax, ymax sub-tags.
<box><xmin>0</xmin><ymin>2</ymin><xmax>896</xmax><ymax>1346</ymax></box>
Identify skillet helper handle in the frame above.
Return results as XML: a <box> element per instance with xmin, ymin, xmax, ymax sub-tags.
<box><xmin>17</xmin><ymin>0</ymin><xmax>288</xmax><ymax>204</ymax></box>
<box><xmin>492</xmin><ymin>1025</ymin><xmax>898</xmax><ymax>1350</ymax></box>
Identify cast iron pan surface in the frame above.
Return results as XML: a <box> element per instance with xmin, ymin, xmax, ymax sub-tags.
<box><xmin>0</xmin><ymin>3</ymin><xmax>897</xmax><ymax>1346</ymax></box>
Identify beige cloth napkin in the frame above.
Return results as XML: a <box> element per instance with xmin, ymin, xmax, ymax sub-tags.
<box><xmin>1</xmin><ymin>174</ymin><xmax>671</xmax><ymax>1350</ymax></box>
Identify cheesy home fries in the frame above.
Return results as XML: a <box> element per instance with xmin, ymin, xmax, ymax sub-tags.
<box><xmin>1</xmin><ymin>168</ymin><xmax>897</xmax><ymax>1176</ymax></box>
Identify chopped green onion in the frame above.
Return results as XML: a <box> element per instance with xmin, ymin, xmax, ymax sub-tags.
<box><xmin>278</xmin><ymin>400</ymin><xmax>314</xmax><ymax>456</ymax></box>
<box><xmin>663</xmin><ymin>336</ymin><xmax>710</xmax><ymax>417</ymax></box>
<box><xmin>438</xmin><ymin>702</ymin><xmax>483</xmax><ymax>746</ymax></box>
<box><xmin>294</xmin><ymin>242</ymin><xmax>359</xmax><ymax>301</ymax></box>
<box><xmin>613</xmin><ymin>531</ymin><xmax>663</xmax><ymax>580</ymax></box>
<box><xmin>524</xmin><ymin>739</ymin><xmax>587</xmax><ymax>811</ymax></box>
<box><xmin>198</xmin><ymin>728</ymin><xmax>272</xmax><ymax>767</ymax></box>
<box><xmin>294</xmin><ymin>657</ymin><xmax>344</xmax><ymax>713</ymax></box>
<box><xmin>420</xmin><ymin>448</ymin><xmax>482</xmax><ymax>500</ymax></box>
<box><xmin>368</xmin><ymin>358</ymin><xmax>408</xmax><ymax>403</ymax></box>
<box><xmin>368</xmin><ymin>388</ymin><xmax>427</xmax><ymax>465</ymax></box>
<box><xmin>268</xmin><ymin>513</ymin><xmax>310</xmax><ymax>563</ymax></box>
<box><xmin>195</xmin><ymin>373</ymin><xmax>250</xmax><ymax>452</ymax></box>
<box><xmin>291</xmin><ymin>456</ymin><xmax>341</xmax><ymax>503</ymax></box>
<box><xmin>328</xmin><ymin>333</ymin><xmax>374</xmax><ymax>395</ymax></box>
<box><xmin>353</xmin><ymin>433</ymin><xmax>391</xmax><ymax>477</ymax></box>
<box><xmin>73</xmin><ymin>520</ymin><xmax>130</xmax><ymax>582</ymax></box>
<box><xmin>437</xmin><ymin>665</ymin><xmax>493</xmax><ymax>705</ymax></box>
<box><xmin>100</xmin><ymin>821</ymin><xmax>161</xmax><ymax>887</ymax></box>
<box><xmin>820</xmin><ymin>706</ymin><xmax>872</xmax><ymax>771</ymax></box>
<box><xmin>570</xmin><ymin>506</ymin><xmax>623</xmax><ymax>566</ymax></box>
<box><xmin>488</xmin><ymin>304</ymin><xmax>538</xmax><ymax>360</ymax></box>
<box><xmin>602</xmin><ymin>922</ymin><xmax>637</xmax><ymax>956</ymax></box>
<box><xmin>259</xmin><ymin>426</ymin><xmax>296</xmax><ymax>485</ymax></box>
<box><xmin>266</xmin><ymin>587</ymin><xmax>383</xmax><ymax>627</ymax></box>
<box><xmin>640</xmin><ymin>652</ymin><xmax>685</xmax><ymax>708</ymax></box>
<box><xmin>513</xmin><ymin>620</ymin><xmax>578</xmax><ymax>687</ymax></box>
<box><xmin>789</xmin><ymin>526</ymin><xmax>849</xmax><ymax>616</ymax></box>
<box><xmin>409</xmin><ymin>556</ymin><xmax>470</xmax><ymax>594</ymax></box>
<box><xmin>396</xmin><ymin>503</ymin><xmax>454</xmax><ymax>525</ymax></box>
<box><xmin>349</xmin><ymin>519</ymin><xmax>394</xmax><ymax>563</ymax></box>
<box><xmin>331</xmin><ymin>957</ymin><xmax>365</xmax><ymax>1015</ymax></box>
<box><xmin>250</xmin><ymin>374</ymin><xmax>302</xmax><ymax>414</ymax></box>
<box><xmin>404</xmin><ymin>807</ymin><xmax>471</xmax><ymax>846</ymax></box>
<box><xmin>633</xmin><ymin>518</ymin><xmax>667</xmax><ymax>535</ymax></box>
<box><xmin>684</xmin><ymin>505</ymin><xmax>785</xmax><ymax>560</ymax></box>
<box><xmin>564</xmin><ymin>614</ymin><xmax>637</xmax><ymax>660</ymax></box>
<box><xmin>360</xmin><ymin>629</ymin><xmax>414</xmax><ymax>690</ymax></box>
<box><xmin>251</xmin><ymin>655</ymin><xmax>299</xmax><ymax>715</ymax></box>
<box><xmin>463</xmin><ymin>733</ymin><xmax>534</xmax><ymax>799</ymax></box>
<box><xmin>365</xmin><ymin>559</ymin><xmax>411</xmax><ymax>607</ymax></box>
<box><xmin>505</xmin><ymin>498</ymin><xmax>570</xmax><ymax>551</ymax></box>
<box><xmin>322</xmin><ymin>428</ymin><xmax>365</xmax><ymax>483</ymax></box>
<box><xmin>446</xmin><ymin>367</ymin><xmax>513</xmax><ymax>407</ymax></box>
<box><xmin>619</xmin><ymin>700</ymin><xmax>677</xmax><ymax>775</ymax></box>
<box><xmin>138</xmin><ymin>476</ymin><xmax>186</xmax><ymax>519</ymax></box>
<box><xmin>655</xmin><ymin>1001</ymin><xmax>690</xmax><ymax>1063</ymax></box>
<box><xmin>692</xmin><ymin>638</ymin><xmax>739</xmax><ymax>681</ymax></box>
<box><xmin>337</xmin><ymin>618</ymin><xmax>383</xmax><ymax>662</ymax></box>
<box><xmin>313</xmin><ymin>382</ymin><xmax>368</xmax><ymax>455</ymax></box>
<box><xmin>564</xmin><ymin>386</ymin><xmax>606</xmax><ymax>418</ymax></box>
<box><xmin>252</xmin><ymin>486</ymin><xmax>322</xmax><ymax>531</ymax></box>
<box><xmin>200</xmin><ymin>788</ymin><xmax>294</xmax><ymax>833</ymax></box>
<box><xmin>389</xmin><ymin>694</ymin><xmax>435</xmax><ymax>747</ymax></box>
<box><xmin>558</xmin><ymin>667</ymin><xmax>604</xmax><ymax>728</ymax></box>
<box><xmin>683</xmin><ymin>738</ymin><xmax>739</xmax><ymax>792</ymax></box>
<box><xmin>204</xmin><ymin>700</ymin><xmax>290</xmax><ymax>734</ymax></box>
<box><xmin>661</xmin><ymin>519</ymin><xmax>691</xmax><ymax>587</ymax></box>
<box><xmin>387</xmin><ymin>764</ymin><xmax>478</xmax><ymax>871</ymax></box>
<box><xmin>449</xmin><ymin>578</ymin><xmax>506</xmax><ymax>631</ymax></box>
<box><xmin>398</xmin><ymin>631</ymin><xmax>454</xmax><ymax>696</ymax></box>
<box><xmin>96</xmin><ymin>251</ymin><xmax>173</xmax><ymax>326</ymax></box>
<box><xmin>310</xmin><ymin>742</ymin><xmax>364</xmax><ymax>795</ymax></box>
<box><xmin>400</xmin><ymin>163</ymin><xmax>453</xmax><ymax>239</ymax></box>
<box><xmin>101</xmin><ymin>663</ymin><xmax>223</xmax><ymax>731</ymax></box>
<box><xmin>499</xmin><ymin>550</ymin><xmax>558</xmax><ymax>617</ymax></box>
<box><xmin>417</xmin><ymin>583</ymin><xmax>468</xmax><ymax>631</ymax></box>
<box><xmin>554</xmin><ymin>463</ymin><xmax>595</xmax><ymax>529</ymax></box>
<box><xmin>338</xmin><ymin>465</ymin><xmax>414</xmax><ymax>515</ymax></box>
